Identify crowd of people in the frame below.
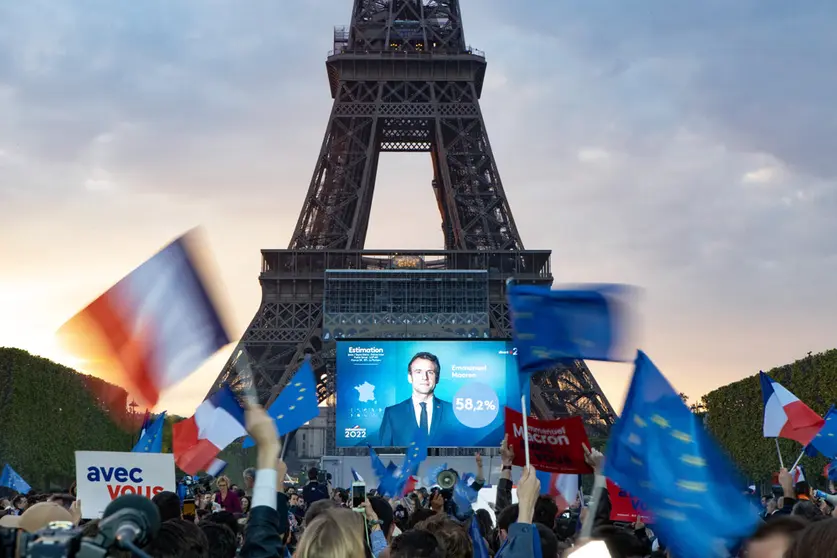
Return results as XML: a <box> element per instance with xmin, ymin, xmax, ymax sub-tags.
<box><xmin>1</xmin><ymin>403</ymin><xmax>837</xmax><ymax>557</ymax></box>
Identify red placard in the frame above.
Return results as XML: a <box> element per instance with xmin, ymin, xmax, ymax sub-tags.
<box><xmin>607</xmin><ymin>480</ymin><xmax>654</xmax><ymax>524</ymax></box>
<box><xmin>504</xmin><ymin>408</ymin><xmax>593</xmax><ymax>474</ymax></box>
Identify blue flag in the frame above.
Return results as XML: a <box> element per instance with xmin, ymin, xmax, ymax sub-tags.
<box><xmin>506</xmin><ymin>283</ymin><xmax>633</xmax><ymax>374</ymax></box>
<box><xmin>367</xmin><ymin>446</ymin><xmax>398</xmax><ymax>495</ymax></box>
<box><xmin>805</xmin><ymin>405</ymin><xmax>837</xmax><ymax>458</ymax></box>
<box><xmin>424</xmin><ymin>462</ymin><xmax>448</xmax><ymax>488</ymax></box>
<box><xmin>138</xmin><ymin>410</ymin><xmax>151</xmax><ymax>439</ymax></box>
<box><xmin>0</xmin><ymin>465</ymin><xmax>31</xmax><ymax>494</ymax></box>
<box><xmin>452</xmin><ymin>477</ymin><xmax>478</xmax><ymax>519</ymax></box>
<box><xmin>242</xmin><ymin>359</ymin><xmax>320</xmax><ymax>448</ymax></box>
<box><xmin>469</xmin><ymin>515</ymin><xmax>490</xmax><ymax>558</ymax></box>
<box><xmin>604</xmin><ymin>351</ymin><xmax>759</xmax><ymax>558</ymax></box>
<box><xmin>368</xmin><ymin>428</ymin><xmax>428</xmax><ymax>499</ymax></box>
<box><xmin>402</xmin><ymin>427</ymin><xmax>429</xmax><ymax>477</ymax></box>
<box><xmin>176</xmin><ymin>481</ymin><xmax>188</xmax><ymax>503</ymax></box>
<box><xmin>132</xmin><ymin>412</ymin><xmax>166</xmax><ymax>453</ymax></box>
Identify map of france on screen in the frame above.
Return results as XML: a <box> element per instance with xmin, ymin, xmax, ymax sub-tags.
<box><xmin>335</xmin><ymin>340</ymin><xmax>527</xmax><ymax>448</ymax></box>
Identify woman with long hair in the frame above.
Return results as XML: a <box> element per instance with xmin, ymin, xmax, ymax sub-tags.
<box><xmin>295</xmin><ymin>507</ymin><xmax>371</xmax><ymax>558</ymax></box>
<box><xmin>240</xmin><ymin>495</ymin><xmax>251</xmax><ymax>516</ymax></box>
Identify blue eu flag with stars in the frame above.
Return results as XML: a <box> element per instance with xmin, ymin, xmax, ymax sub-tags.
<box><xmin>0</xmin><ymin>464</ymin><xmax>31</xmax><ymax>494</ymax></box>
<box><xmin>243</xmin><ymin>359</ymin><xmax>320</xmax><ymax>448</ymax></box>
<box><xmin>605</xmin><ymin>351</ymin><xmax>759</xmax><ymax>558</ymax></box>
<box><xmin>805</xmin><ymin>405</ymin><xmax>837</xmax><ymax>459</ymax></box>
<box><xmin>132</xmin><ymin>412</ymin><xmax>166</xmax><ymax>453</ymax></box>
<box><xmin>402</xmin><ymin>426</ymin><xmax>429</xmax><ymax>476</ymax></box>
<box><xmin>372</xmin><ymin>427</ymin><xmax>428</xmax><ymax>498</ymax></box>
<box><xmin>506</xmin><ymin>283</ymin><xmax>633</xmax><ymax>375</ymax></box>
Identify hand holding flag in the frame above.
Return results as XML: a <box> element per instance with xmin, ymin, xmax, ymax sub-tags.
<box><xmin>243</xmin><ymin>397</ymin><xmax>281</xmax><ymax>456</ymax></box>
<box><xmin>760</xmin><ymin>371</ymin><xmax>824</xmax><ymax>446</ymax></box>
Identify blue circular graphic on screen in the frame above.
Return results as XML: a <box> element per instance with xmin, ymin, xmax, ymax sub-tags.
<box><xmin>452</xmin><ymin>383</ymin><xmax>500</xmax><ymax>429</ymax></box>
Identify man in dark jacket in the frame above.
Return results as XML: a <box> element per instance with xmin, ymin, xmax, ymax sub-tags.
<box><xmin>302</xmin><ymin>467</ymin><xmax>329</xmax><ymax>507</ymax></box>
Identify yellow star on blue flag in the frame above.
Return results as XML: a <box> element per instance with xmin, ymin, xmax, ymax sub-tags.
<box><xmin>402</xmin><ymin>426</ymin><xmax>429</xmax><ymax>476</ymax></box>
<box><xmin>242</xmin><ymin>358</ymin><xmax>320</xmax><ymax>448</ymax></box>
<box><xmin>0</xmin><ymin>465</ymin><xmax>31</xmax><ymax>494</ymax></box>
<box><xmin>605</xmin><ymin>351</ymin><xmax>759</xmax><ymax>558</ymax></box>
<box><xmin>132</xmin><ymin>412</ymin><xmax>166</xmax><ymax>453</ymax></box>
<box><xmin>506</xmin><ymin>283</ymin><xmax>633</xmax><ymax>375</ymax></box>
<box><xmin>805</xmin><ymin>404</ymin><xmax>837</xmax><ymax>459</ymax></box>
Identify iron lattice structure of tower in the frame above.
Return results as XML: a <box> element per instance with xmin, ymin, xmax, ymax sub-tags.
<box><xmin>210</xmin><ymin>0</ymin><xmax>616</xmax><ymax>456</ymax></box>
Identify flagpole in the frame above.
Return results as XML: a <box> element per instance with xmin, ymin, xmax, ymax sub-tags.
<box><xmin>521</xmin><ymin>395</ymin><xmax>531</xmax><ymax>467</ymax></box>
<box><xmin>280</xmin><ymin>433</ymin><xmax>290</xmax><ymax>460</ymax></box>
<box><xmin>790</xmin><ymin>449</ymin><xmax>805</xmax><ymax>472</ymax></box>
<box><xmin>775</xmin><ymin>438</ymin><xmax>784</xmax><ymax>469</ymax></box>
<box><xmin>507</xmin><ymin>276</ymin><xmax>531</xmax><ymax>468</ymax></box>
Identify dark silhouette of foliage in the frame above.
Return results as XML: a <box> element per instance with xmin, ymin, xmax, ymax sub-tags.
<box><xmin>0</xmin><ymin>348</ymin><xmax>143</xmax><ymax>489</ymax></box>
<box><xmin>703</xmin><ymin>350</ymin><xmax>834</xmax><ymax>484</ymax></box>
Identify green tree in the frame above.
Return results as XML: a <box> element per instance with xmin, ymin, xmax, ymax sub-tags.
<box><xmin>0</xmin><ymin>348</ymin><xmax>135</xmax><ymax>489</ymax></box>
<box><xmin>703</xmin><ymin>350</ymin><xmax>835</xmax><ymax>483</ymax></box>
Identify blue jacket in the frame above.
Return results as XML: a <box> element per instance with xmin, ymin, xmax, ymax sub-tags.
<box><xmin>378</xmin><ymin>397</ymin><xmax>455</xmax><ymax>446</ymax></box>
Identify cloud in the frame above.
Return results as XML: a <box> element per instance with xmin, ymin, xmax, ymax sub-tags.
<box><xmin>577</xmin><ymin>148</ymin><xmax>611</xmax><ymax>163</ymax></box>
<box><xmin>742</xmin><ymin>166</ymin><xmax>782</xmax><ymax>185</ymax></box>
<box><xmin>1</xmin><ymin>1</ymin><xmax>835</xmax><ymax>415</ymax></box>
<box><xmin>464</xmin><ymin>0</ymin><xmax>837</xmax><ymax>402</ymax></box>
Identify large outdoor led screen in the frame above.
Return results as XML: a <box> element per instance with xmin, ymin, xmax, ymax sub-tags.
<box><xmin>336</xmin><ymin>339</ymin><xmax>527</xmax><ymax>448</ymax></box>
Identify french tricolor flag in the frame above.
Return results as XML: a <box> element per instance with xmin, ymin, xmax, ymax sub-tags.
<box><xmin>760</xmin><ymin>372</ymin><xmax>824</xmax><ymax>446</ymax></box>
<box><xmin>206</xmin><ymin>458</ymin><xmax>228</xmax><ymax>477</ymax></box>
<box><xmin>58</xmin><ymin>231</ymin><xmax>232</xmax><ymax>413</ymax></box>
<box><xmin>173</xmin><ymin>385</ymin><xmax>247</xmax><ymax>475</ymax></box>
<box><xmin>536</xmin><ymin>470</ymin><xmax>578</xmax><ymax>512</ymax></box>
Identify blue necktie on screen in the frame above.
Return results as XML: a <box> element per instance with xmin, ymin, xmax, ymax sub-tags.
<box><xmin>420</xmin><ymin>402</ymin><xmax>428</xmax><ymax>434</ymax></box>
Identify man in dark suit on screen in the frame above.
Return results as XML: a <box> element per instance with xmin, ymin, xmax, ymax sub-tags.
<box><xmin>378</xmin><ymin>351</ymin><xmax>456</xmax><ymax>447</ymax></box>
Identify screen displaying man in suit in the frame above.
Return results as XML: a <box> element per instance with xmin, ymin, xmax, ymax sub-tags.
<box><xmin>378</xmin><ymin>351</ymin><xmax>456</xmax><ymax>447</ymax></box>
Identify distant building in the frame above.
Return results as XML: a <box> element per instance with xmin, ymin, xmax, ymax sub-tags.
<box><xmin>289</xmin><ymin>407</ymin><xmax>328</xmax><ymax>469</ymax></box>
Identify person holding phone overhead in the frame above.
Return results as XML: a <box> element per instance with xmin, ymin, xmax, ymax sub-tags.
<box><xmin>378</xmin><ymin>352</ymin><xmax>455</xmax><ymax>447</ymax></box>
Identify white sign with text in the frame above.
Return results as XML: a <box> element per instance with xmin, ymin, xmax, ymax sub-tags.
<box><xmin>75</xmin><ymin>451</ymin><xmax>176</xmax><ymax>519</ymax></box>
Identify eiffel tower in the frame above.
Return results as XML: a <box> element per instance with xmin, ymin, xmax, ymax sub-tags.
<box><xmin>210</xmin><ymin>0</ymin><xmax>616</xmax><ymax>455</ymax></box>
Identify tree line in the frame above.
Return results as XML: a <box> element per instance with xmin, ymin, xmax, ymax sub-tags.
<box><xmin>702</xmin><ymin>349</ymin><xmax>837</xmax><ymax>483</ymax></box>
<box><xmin>0</xmin><ymin>348</ymin><xmax>260</xmax><ymax>490</ymax></box>
<box><xmin>3</xmin><ymin>346</ymin><xmax>834</xmax><ymax>490</ymax></box>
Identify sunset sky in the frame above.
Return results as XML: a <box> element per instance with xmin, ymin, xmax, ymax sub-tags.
<box><xmin>2</xmin><ymin>1</ymin><xmax>836</xmax><ymax>417</ymax></box>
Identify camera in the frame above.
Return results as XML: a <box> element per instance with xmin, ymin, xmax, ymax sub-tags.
<box><xmin>178</xmin><ymin>475</ymin><xmax>213</xmax><ymax>500</ymax></box>
<box><xmin>0</xmin><ymin>494</ymin><xmax>160</xmax><ymax>558</ymax></box>
<box><xmin>1</xmin><ymin>521</ymin><xmax>83</xmax><ymax>558</ymax></box>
